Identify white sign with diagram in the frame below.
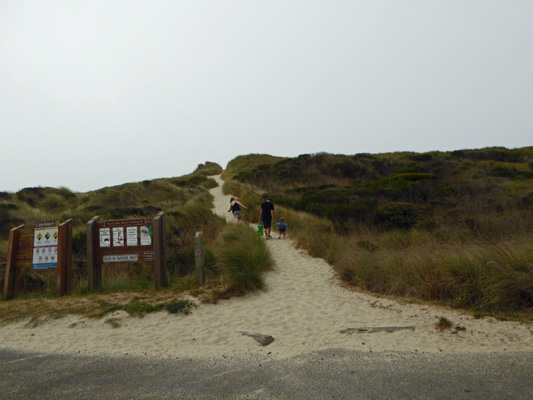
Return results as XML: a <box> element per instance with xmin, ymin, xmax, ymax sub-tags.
<box><xmin>32</xmin><ymin>225</ymin><xmax>59</xmax><ymax>269</ymax></box>
<box><xmin>99</xmin><ymin>228</ymin><xmax>111</xmax><ymax>247</ymax></box>
<box><xmin>113</xmin><ymin>227</ymin><xmax>124</xmax><ymax>247</ymax></box>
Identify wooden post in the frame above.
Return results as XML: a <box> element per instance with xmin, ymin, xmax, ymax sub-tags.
<box><xmin>87</xmin><ymin>216</ymin><xmax>101</xmax><ymax>290</ymax></box>
<box><xmin>194</xmin><ymin>231</ymin><xmax>206</xmax><ymax>286</ymax></box>
<box><xmin>3</xmin><ymin>225</ymin><xmax>24</xmax><ymax>300</ymax></box>
<box><xmin>56</xmin><ymin>219</ymin><xmax>72</xmax><ymax>296</ymax></box>
<box><xmin>65</xmin><ymin>220</ymin><xmax>72</xmax><ymax>293</ymax></box>
<box><xmin>153</xmin><ymin>212</ymin><xmax>168</xmax><ymax>288</ymax></box>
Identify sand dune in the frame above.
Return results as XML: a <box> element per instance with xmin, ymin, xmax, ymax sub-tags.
<box><xmin>0</xmin><ymin>174</ymin><xmax>531</xmax><ymax>359</ymax></box>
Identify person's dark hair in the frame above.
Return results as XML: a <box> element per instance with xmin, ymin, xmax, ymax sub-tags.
<box><xmin>267</xmin><ymin>197</ymin><xmax>272</xmax><ymax>201</ymax></box>
<box><xmin>230</xmin><ymin>197</ymin><xmax>235</xmax><ymax>202</ymax></box>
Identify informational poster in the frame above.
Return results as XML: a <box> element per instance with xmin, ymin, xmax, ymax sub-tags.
<box><xmin>113</xmin><ymin>227</ymin><xmax>124</xmax><ymax>247</ymax></box>
<box><xmin>33</xmin><ymin>221</ymin><xmax>60</xmax><ymax>269</ymax></box>
<box><xmin>126</xmin><ymin>226</ymin><xmax>138</xmax><ymax>246</ymax></box>
<box><xmin>96</xmin><ymin>219</ymin><xmax>155</xmax><ymax>265</ymax></box>
<box><xmin>140</xmin><ymin>225</ymin><xmax>152</xmax><ymax>246</ymax></box>
<box><xmin>99</xmin><ymin>228</ymin><xmax>111</xmax><ymax>247</ymax></box>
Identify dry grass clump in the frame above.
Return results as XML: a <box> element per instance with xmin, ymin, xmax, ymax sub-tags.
<box><xmin>0</xmin><ymin>290</ymin><xmax>198</xmax><ymax>325</ymax></box>
<box><xmin>214</xmin><ymin>223</ymin><xmax>274</xmax><ymax>296</ymax></box>
<box><xmin>274</xmin><ymin>205</ymin><xmax>341</xmax><ymax>262</ymax></box>
<box><xmin>299</xmin><ymin>224</ymin><xmax>533</xmax><ymax>317</ymax></box>
<box><xmin>435</xmin><ymin>317</ymin><xmax>453</xmax><ymax>331</ymax></box>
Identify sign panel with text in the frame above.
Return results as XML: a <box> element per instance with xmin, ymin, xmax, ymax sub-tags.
<box><xmin>32</xmin><ymin>221</ymin><xmax>61</xmax><ymax>269</ymax></box>
<box><xmin>95</xmin><ymin>218</ymin><xmax>154</xmax><ymax>264</ymax></box>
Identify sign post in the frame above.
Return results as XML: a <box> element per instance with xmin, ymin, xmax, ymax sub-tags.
<box><xmin>86</xmin><ymin>212</ymin><xmax>167</xmax><ymax>290</ymax></box>
<box><xmin>194</xmin><ymin>231</ymin><xmax>205</xmax><ymax>286</ymax></box>
<box><xmin>3</xmin><ymin>225</ymin><xmax>24</xmax><ymax>300</ymax></box>
<box><xmin>57</xmin><ymin>220</ymin><xmax>72</xmax><ymax>295</ymax></box>
<box><xmin>3</xmin><ymin>220</ymin><xmax>72</xmax><ymax>301</ymax></box>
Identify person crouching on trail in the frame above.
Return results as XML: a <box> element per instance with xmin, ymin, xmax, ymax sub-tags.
<box><xmin>228</xmin><ymin>197</ymin><xmax>247</xmax><ymax>223</ymax></box>
<box><xmin>260</xmin><ymin>197</ymin><xmax>276</xmax><ymax>240</ymax></box>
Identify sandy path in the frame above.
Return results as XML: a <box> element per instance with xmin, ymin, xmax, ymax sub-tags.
<box><xmin>0</xmin><ymin>175</ymin><xmax>531</xmax><ymax>359</ymax></box>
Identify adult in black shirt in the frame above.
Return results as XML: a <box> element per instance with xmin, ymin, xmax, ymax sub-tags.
<box><xmin>260</xmin><ymin>197</ymin><xmax>276</xmax><ymax>239</ymax></box>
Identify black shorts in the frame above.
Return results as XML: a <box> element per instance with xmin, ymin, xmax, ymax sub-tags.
<box><xmin>262</xmin><ymin>216</ymin><xmax>272</xmax><ymax>229</ymax></box>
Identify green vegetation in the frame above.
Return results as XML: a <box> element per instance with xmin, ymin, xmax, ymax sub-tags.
<box><xmin>0</xmin><ymin>292</ymin><xmax>199</xmax><ymax>325</ymax></box>
<box><xmin>214</xmin><ymin>223</ymin><xmax>274</xmax><ymax>296</ymax></box>
<box><xmin>435</xmin><ymin>317</ymin><xmax>453</xmax><ymax>331</ymax></box>
<box><xmin>2</xmin><ymin>148</ymin><xmax>532</xmax><ymax>321</ymax></box>
<box><xmin>95</xmin><ymin>297</ymin><xmax>198</xmax><ymax>317</ymax></box>
<box><xmin>0</xmin><ymin>160</ymin><xmax>268</xmax><ymax>318</ymax></box>
<box><xmin>435</xmin><ymin>317</ymin><xmax>467</xmax><ymax>334</ymax></box>
<box><xmin>225</xmin><ymin>147</ymin><xmax>533</xmax><ymax>319</ymax></box>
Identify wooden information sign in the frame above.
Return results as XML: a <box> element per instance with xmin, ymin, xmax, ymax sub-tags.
<box><xmin>3</xmin><ymin>220</ymin><xmax>72</xmax><ymax>300</ymax></box>
<box><xmin>86</xmin><ymin>212</ymin><xmax>167</xmax><ymax>290</ymax></box>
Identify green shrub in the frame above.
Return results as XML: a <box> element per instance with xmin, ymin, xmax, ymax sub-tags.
<box><xmin>0</xmin><ymin>207</ymin><xmax>23</xmax><ymax>236</ymax></box>
<box><xmin>374</xmin><ymin>203</ymin><xmax>421</xmax><ymax>230</ymax></box>
<box><xmin>165</xmin><ymin>299</ymin><xmax>198</xmax><ymax>314</ymax></box>
<box><xmin>451</xmin><ymin>147</ymin><xmax>524</xmax><ymax>163</ymax></box>
<box><xmin>215</xmin><ymin>224</ymin><xmax>273</xmax><ymax>294</ymax></box>
<box><xmin>41</xmin><ymin>194</ymin><xmax>65</xmax><ymax>211</ymax></box>
<box><xmin>16</xmin><ymin>187</ymin><xmax>46</xmax><ymax>207</ymax></box>
<box><xmin>324</xmin><ymin>202</ymin><xmax>376</xmax><ymax>226</ymax></box>
<box><xmin>194</xmin><ymin>161</ymin><xmax>223</xmax><ymax>176</ymax></box>
<box><xmin>378</xmin><ymin>173</ymin><xmax>437</xmax><ymax>188</ymax></box>
<box><xmin>435</xmin><ymin>317</ymin><xmax>453</xmax><ymax>331</ymax></box>
<box><xmin>166</xmin><ymin>248</ymin><xmax>199</xmax><ymax>277</ymax></box>
<box><xmin>0</xmin><ymin>202</ymin><xmax>17</xmax><ymax>210</ymax></box>
<box><xmin>491</xmin><ymin>166</ymin><xmax>533</xmax><ymax>179</ymax></box>
<box><xmin>409</xmin><ymin>153</ymin><xmax>434</xmax><ymax>162</ymax></box>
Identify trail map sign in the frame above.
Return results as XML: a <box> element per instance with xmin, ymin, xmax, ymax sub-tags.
<box><xmin>86</xmin><ymin>213</ymin><xmax>167</xmax><ymax>290</ymax></box>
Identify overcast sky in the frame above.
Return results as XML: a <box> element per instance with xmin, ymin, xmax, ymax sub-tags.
<box><xmin>1</xmin><ymin>1</ymin><xmax>532</xmax><ymax>192</ymax></box>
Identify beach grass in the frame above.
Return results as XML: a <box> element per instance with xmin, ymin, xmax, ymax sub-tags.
<box><xmin>214</xmin><ymin>223</ymin><xmax>274</xmax><ymax>296</ymax></box>
<box><xmin>225</xmin><ymin>148</ymin><xmax>533</xmax><ymax>318</ymax></box>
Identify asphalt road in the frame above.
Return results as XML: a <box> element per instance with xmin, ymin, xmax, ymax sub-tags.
<box><xmin>1</xmin><ymin>349</ymin><xmax>531</xmax><ymax>399</ymax></box>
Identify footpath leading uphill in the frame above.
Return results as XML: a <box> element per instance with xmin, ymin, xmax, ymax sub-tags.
<box><xmin>208</xmin><ymin>174</ymin><xmax>532</xmax><ymax>357</ymax></box>
<box><xmin>0</xmin><ymin>175</ymin><xmax>530</xmax><ymax>360</ymax></box>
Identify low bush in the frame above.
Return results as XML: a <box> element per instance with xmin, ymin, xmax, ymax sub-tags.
<box><xmin>374</xmin><ymin>203</ymin><xmax>422</xmax><ymax>230</ymax></box>
<box><xmin>214</xmin><ymin>224</ymin><xmax>273</xmax><ymax>295</ymax></box>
